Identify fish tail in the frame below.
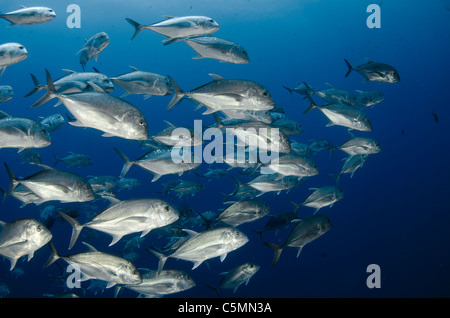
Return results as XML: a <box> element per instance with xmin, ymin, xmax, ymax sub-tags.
<box><xmin>288</xmin><ymin>200</ymin><xmax>301</xmax><ymax>213</ymax></box>
<box><xmin>212</xmin><ymin>113</ymin><xmax>224</xmax><ymax>129</ymax></box>
<box><xmin>229</xmin><ymin>175</ymin><xmax>243</xmax><ymax>197</ymax></box>
<box><xmin>43</xmin><ymin>242</ymin><xmax>61</xmax><ymax>268</ymax></box>
<box><xmin>125</xmin><ymin>18</ymin><xmax>144</xmax><ymax>41</ymax></box>
<box><xmin>146</xmin><ymin>247</ymin><xmax>168</xmax><ymax>274</ymax></box>
<box><xmin>282</xmin><ymin>86</ymin><xmax>294</xmax><ymax>97</ymax></box>
<box><xmin>263</xmin><ymin>242</ymin><xmax>283</xmax><ymax>267</ymax></box>
<box><xmin>166</xmin><ymin>75</ymin><xmax>185</xmax><ymax>110</ymax></box>
<box><xmin>30</xmin><ymin>69</ymin><xmax>58</xmax><ymax>108</ymax></box>
<box><xmin>113</xmin><ymin>148</ymin><xmax>133</xmax><ymax>178</ymax></box>
<box><xmin>24</xmin><ymin>73</ymin><xmax>45</xmax><ymax>97</ymax></box>
<box><xmin>344</xmin><ymin>59</ymin><xmax>353</xmax><ymax>77</ymax></box>
<box><xmin>251</xmin><ymin>229</ymin><xmax>263</xmax><ymax>241</ymax></box>
<box><xmin>303</xmin><ymin>93</ymin><xmax>318</xmax><ymax>114</ymax></box>
<box><xmin>206</xmin><ymin>285</ymin><xmax>221</xmax><ymax>298</ymax></box>
<box><xmin>3</xmin><ymin>163</ymin><xmax>19</xmax><ymax>201</ymax></box>
<box><xmin>52</xmin><ymin>154</ymin><xmax>60</xmax><ymax>166</ymax></box>
<box><xmin>56</xmin><ymin>210</ymin><xmax>84</xmax><ymax>250</ymax></box>
<box><xmin>302</xmin><ymin>82</ymin><xmax>315</xmax><ymax>94</ymax></box>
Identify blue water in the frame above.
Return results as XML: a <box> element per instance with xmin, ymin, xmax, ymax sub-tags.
<box><xmin>0</xmin><ymin>0</ymin><xmax>449</xmax><ymax>299</ymax></box>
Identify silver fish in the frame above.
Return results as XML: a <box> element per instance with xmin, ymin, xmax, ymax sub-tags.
<box><xmin>208</xmin><ymin>262</ymin><xmax>259</xmax><ymax>296</ymax></box>
<box><xmin>302</xmin><ymin>185</ymin><xmax>344</xmax><ymax>214</ymax></box>
<box><xmin>0</xmin><ymin>112</ymin><xmax>51</xmax><ymax>152</ymax></box>
<box><xmin>356</xmin><ymin>90</ymin><xmax>385</xmax><ymax>107</ymax></box>
<box><xmin>165</xmin><ymin>180</ymin><xmax>204</xmax><ymax>199</ymax></box>
<box><xmin>0</xmin><ymin>85</ymin><xmax>13</xmax><ymax>103</ymax></box>
<box><xmin>270</xmin><ymin>117</ymin><xmax>303</xmax><ymax>136</ymax></box>
<box><xmin>344</xmin><ymin>59</ymin><xmax>400</xmax><ymax>83</ymax></box>
<box><xmin>253</xmin><ymin>211</ymin><xmax>298</xmax><ymax>239</ymax></box>
<box><xmin>148</xmin><ymin>227</ymin><xmax>248</xmax><ymax>273</ymax></box>
<box><xmin>57</xmin><ymin>197</ymin><xmax>179</xmax><ymax>249</ymax></box>
<box><xmin>168</xmin><ymin>74</ymin><xmax>275</xmax><ymax>113</ymax></box>
<box><xmin>232</xmin><ymin>174</ymin><xmax>307</xmax><ymax>197</ymax></box>
<box><xmin>196</xmin><ymin>168</ymin><xmax>228</xmax><ymax>181</ymax></box>
<box><xmin>126</xmin><ymin>16</ymin><xmax>219</xmax><ymax>43</ymax></box>
<box><xmin>221</xmin><ymin>109</ymin><xmax>272</xmax><ymax>124</ymax></box>
<box><xmin>304</xmin><ymin>95</ymin><xmax>372</xmax><ymax>132</ymax></box>
<box><xmin>264</xmin><ymin>214</ymin><xmax>332</xmax><ymax>266</ymax></box>
<box><xmin>150</xmin><ymin>121</ymin><xmax>203</xmax><ymax>147</ymax></box>
<box><xmin>19</xmin><ymin>149</ymin><xmax>41</xmax><ymax>165</ymax></box>
<box><xmin>122</xmin><ymin>269</ymin><xmax>195</xmax><ymax>298</ymax></box>
<box><xmin>311</xmin><ymin>83</ymin><xmax>357</xmax><ymax>106</ymax></box>
<box><xmin>114</xmin><ymin>147</ymin><xmax>201</xmax><ymax>182</ymax></box>
<box><xmin>0</xmin><ymin>6</ymin><xmax>55</xmax><ymax>25</ymax></box>
<box><xmin>6</xmin><ymin>184</ymin><xmax>44</xmax><ymax>208</ymax></box>
<box><xmin>0</xmin><ymin>218</ymin><xmax>52</xmax><ymax>270</ymax></box>
<box><xmin>181</xmin><ymin>36</ymin><xmax>249</xmax><ymax>64</ymax></box>
<box><xmin>340</xmin><ymin>154</ymin><xmax>368</xmax><ymax>178</ymax></box>
<box><xmin>264</xmin><ymin>154</ymin><xmax>318</xmax><ymax>178</ymax></box>
<box><xmin>78</xmin><ymin>32</ymin><xmax>110</xmax><ymax>71</ymax></box>
<box><xmin>283</xmin><ymin>82</ymin><xmax>313</xmax><ymax>97</ymax></box>
<box><xmin>213</xmin><ymin>199</ymin><xmax>270</xmax><ymax>227</ymax></box>
<box><xmin>308</xmin><ymin>139</ymin><xmax>335</xmax><ymax>156</ymax></box>
<box><xmin>110</xmin><ymin>66</ymin><xmax>173</xmax><ymax>98</ymax></box>
<box><xmin>44</xmin><ymin>242</ymin><xmax>142</xmax><ymax>288</ymax></box>
<box><xmin>0</xmin><ymin>43</ymin><xmax>27</xmax><ymax>77</ymax></box>
<box><xmin>39</xmin><ymin>114</ymin><xmax>65</xmax><ymax>133</ymax></box>
<box><xmin>34</xmin><ymin>70</ymin><xmax>148</xmax><ymax>141</ymax></box>
<box><xmin>4</xmin><ymin>163</ymin><xmax>96</xmax><ymax>204</ymax></box>
<box><xmin>338</xmin><ymin>135</ymin><xmax>381</xmax><ymax>156</ymax></box>
<box><xmin>53</xmin><ymin>152</ymin><xmax>92</xmax><ymax>167</ymax></box>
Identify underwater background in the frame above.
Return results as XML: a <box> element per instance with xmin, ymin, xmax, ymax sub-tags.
<box><xmin>0</xmin><ymin>0</ymin><xmax>449</xmax><ymax>299</ymax></box>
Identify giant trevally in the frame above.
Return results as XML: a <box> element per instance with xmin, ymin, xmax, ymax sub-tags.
<box><xmin>264</xmin><ymin>153</ymin><xmax>319</xmax><ymax>178</ymax></box>
<box><xmin>207</xmin><ymin>262</ymin><xmax>259</xmax><ymax>296</ymax></box>
<box><xmin>57</xmin><ymin>197</ymin><xmax>179</xmax><ymax>249</ymax></box>
<box><xmin>253</xmin><ymin>210</ymin><xmax>298</xmax><ymax>240</ymax></box>
<box><xmin>114</xmin><ymin>147</ymin><xmax>201</xmax><ymax>182</ymax></box>
<box><xmin>344</xmin><ymin>59</ymin><xmax>400</xmax><ymax>83</ymax></box>
<box><xmin>180</xmin><ymin>36</ymin><xmax>249</xmax><ymax>64</ymax></box>
<box><xmin>53</xmin><ymin>152</ymin><xmax>92</xmax><ymax>167</ymax></box>
<box><xmin>211</xmin><ymin>199</ymin><xmax>270</xmax><ymax>228</ymax></box>
<box><xmin>264</xmin><ymin>214</ymin><xmax>332</xmax><ymax>266</ymax></box>
<box><xmin>167</xmin><ymin>74</ymin><xmax>275</xmax><ymax>114</ymax></box>
<box><xmin>301</xmin><ymin>185</ymin><xmax>344</xmax><ymax>214</ymax></box>
<box><xmin>150</xmin><ymin>121</ymin><xmax>203</xmax><ymax>147</ymax></box>
<box><xmin>231</xmin><ymin>174</ymin><xmax>307</xmax><ymax>197</ymax></box>
<box><xmin>125</xmin><ymin>16</ymin><xmax>219</xmax><ymax>43</ymax></box>
<box><xmin>110</xmin><ymin>66</ymin><xmax>173</xmax><ymax>98</ymax></box>
<box><xmin>147</xmin><ymin>227</ymin><xmax>248</xmax><ymax>273</ymax></box>
<box><xmin>338</xmin><ymin>135</ymin><xmax>381</xmax><ymax>156</ymax></box>
<box><xmin>0</xmin><ymin>218</ymin><xmax>52</xmax><ymax>270</ymax></box>
<box><xmin>283</xmin><ymin>82</ymin><xmax>313</xmax><ymax>97</ymax></box>
<box><xmin>304</xmin><ymin>94</ymin><xmax>372</xmax><ymax>132</ymax></box>
<box><xmin>4</xmin><ymin>163</ymin><xmax>96</xmax><ymax>204</ymax></box>
<box><xmin>0</xmin><ymin>6</ymin><xmax>55</xmax><ymax>25</ymax></box>
<box><xmin>0</xmin><ymin>111</ymin><xmax>51</xmax><ymax>152</ymax></box>
<box><xmin>121</xmin><ymin>269</ymin><xmax>195</xmax><ymax>298</ymax></box>
<box><xmin>355</xmin><ymin>90</ymin><xmax>385</xmax><ymax>107</ymax></box>
<box><xmin>0</xmin><ymin>43</ymin><xmax>28</xmax><ymax>77</ymax></box>
<box><xmin>221</xmin><ymin>109</ymin><xmax>272</xmax><ymax>124</ymax></box>
<box><xmin>270</xmin><ymin>117</ymin><xmax>304</xmax><ymax>136</ymax></box>
<box><xmin>32</xmin><ymin>70</ymin><xmax>148</xmax><ymax>141</ymax></box>
<box><xmin>26</xmin><ymin>69</ymin><xmax>114</xmax><ymax>106</ymax></box>
<box><xmin>44</xmin><ymin>242</ymin><xmax>142</xmax><ymax>288</ymax></box>
<box><xmin>39</xmin><ymin>114</ymin><xmax>65</xmax><ymax>133</ymax></box>
<box><xmin>77</xmin><ymin>32</ymin><xmax>110</xmax><ymax>71</ymax></box>
<box><xmin>0</xmin><ymin>85</ymin><xmax>13</xmax><ymax>103</ymax></box>
<box><xmin>340</xmin><ymin>154</ymin><xmax>368</xmax><ymax>178</ymax></box>
<box><xmin>310</xmin><ymin>83</ymin><xmax>357</xmax><ymax>106</ymax></box>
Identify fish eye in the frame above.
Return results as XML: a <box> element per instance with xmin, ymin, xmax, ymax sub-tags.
<box><xmin>41</xmin><ymin>129</ymin><xmax>47</xmax><ymax>134</ymax></box>
<box><xmin>263</xmin><ymin>91</ymin><xmax>268</xmax><ymax>96</ymax></box>
<box><xmin>138</xmin><ymin>120</ymin><xmax>145</xmax><ymax>126</ymax></box>
<box><xmin>36</xmin><ymin>225</ymin><xmax>42</xmax><ymax>232</ymax></box>
<box><xmin>164</xmin><ymin>205</ymin><xmax>170</xmax><ymax>212</ymax></box>
<box><xmin>208</xmin><ymin>19</ymin><xmax>214</xmax><ymax>22</ymax></box>
<box><xmin>19</xmin><ymin>46</ymin><xmax>24</xmax><ymax>50</ymax></box>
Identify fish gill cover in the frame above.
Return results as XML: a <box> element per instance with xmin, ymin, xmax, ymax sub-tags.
<box><xmin>0</xmin><ymin>0</ymin><xmax>449</xmax><ymax>300</ymax></box>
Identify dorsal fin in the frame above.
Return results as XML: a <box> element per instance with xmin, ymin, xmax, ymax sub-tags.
<box><xmin>82</xmin><ymin>242</ymin><xmax>98</xmax><ymax>252</ymax></box>
<box><xmin>209</xmin><ymin>74</ymin><xmax>224</xmax><ymax>81</ymax></box>
<box><xmin>129</xmin><ymin>66</ymin><xmax>139</xmax><ymax>72</ymax></box>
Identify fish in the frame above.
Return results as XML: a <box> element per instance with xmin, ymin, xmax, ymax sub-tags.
<box><xmin>270</xmin><ymin>117</ymin><xmax>304</xmax><ymax>136</ymax></box>
<box><xmin>4</xmin><ymin>163</ymin><xmax>96</xmax><ymax>204</ymax></box>
<box><xmin>210</xmin><ymin>199</ymin><xmax>270</xmax><ymax>228</ymax></box>
<box><xmin>311</xmin><ymin>83</ymin><xmax>357</xmax><ymax>106</ymax></box>
<box><xmin>116</xmin><ymin>177</ymin><xmax>140</xmax><ymax>191</ymax></box>
<box><xmin>263</xmin><ymin>214</ymin><xmax>332</xmax><ymax>266</ymax></box>
<box><xmin>88</xmin><ymin>175</ymin><xmax>118</xmax><ymax>193</ymax></box>
<box><xmin>253</xmin><ymin>210</ymin><xmax>298</xmax><ymax>240</ymax></box>
<box><xmin>0</xmin><ymin>218</ymin><xmax>52</xmax><ymax>270</ymax></box>
<box><xmin>221</xmin><ymin>109</ymin><xmax>272</xmax><ymax>124</ymax></box>
<box><xmin>304</xmin><ymin>94</ymin><xmax>372</xmax><ymax>132</ymax></box>
<box><xmin>126</xmin><ymin>16</ymin><xmax>219</xmax><ymax>43</ymax></box>
<box><xmin>207</xmin><ymin>262</ymin><xmax>260</xmax><ymax>296</ymax></box>
<box><xmin>19</xmin><ymin>149</ymin><xmax>42</xmax><ymax>165</ymax></box>
<box><xmin>180</xmin><ymin>36</ymin><xmax>249</xmax><ymax>64</ymax></box>
<box><xmin>164</xmin><ymin>180</ymin><xmax>204</xmax><ymax>199</ymax></box>
<box><xmin>114</xmin><ymin>147</ymin><xmax>201</xmax><ymax>182</ymax></box>
<box><xmin>77</xmin><ymin>32</ymin><xmax>110</xmax><ymax>71</ymax></box>
<box><xmin>340</xmin><ymin>154</ymin><xmax>368</xmax><ymax>178</ymax></box>
<box><xmin>167</xmin><ymin>74</ymin><xmax>275</xmax><ymax>114</ymax></box>
<box><xmin>147</xmin><ymin>227</ymin><xmax>248</xmax><ymax>273</ymax></box>
<box><xmin>283</xmin><ymin>82</ymin><xmax>313</xmax><ymax>97</ymax></box>
<box><xmin>110</xmin><ymin>66</ymin><xmax>173</xmax><ymax>98</ymax></box>
<box><xmin>39</xmin><ymin>114</ymin><xmax>65</xmax><ymax>133</ymax></box>
<box><xmin>26</xmin><ymin>69</ymin><xmax>114</xmax><ymax>105</ymax></box>
<box><xmin>44</xmin><ymin>241</ymin><xmax>142</xmax><ymax>288</ymax></box>
<box><xmin>0</xmin><ymin>85</ymin><xmax>13</xmax><ymax>103</ymax></box>
<box><xmin>355</xmin><ymin>90</ymin><xmax>385</xmax><ymax>107</ymax></box>
<box><xmin>0</xmin><ymin>43</ymin><xmax>28</xmax><ymax>77</ymax></box>
<box><xmin>301</xmin><ymin>185</ymin><xmax>344</xmax><ymax>214</ymax></box>
<box><xmin>150</xmin><ymin>121</ymin><xmax>203</xmax><ymax>147</ymax></box>
<box><xmin>0</xmin><ymin>111</ymin><xmax>51</xmax><ymax>152</ymax></box>
<box><xmin>196</xmin><ymin>168</ymin><xmax>228</xmax><ymax>181</ymax></box>
<box><xmin>3</xmin><ymin>184</ymin><xmax>43</xmax><ymax>208</ymax></box>
<box><xmin>33</xmin><ymin>70</ymin><xmax>148</xmax><ymax>141</ymax></box>
<box><xmin>290</xmin><ymin>140</ymin><xmax>313</xmax><ymax>156</ymax></box>
<box><xmin>121</xmin><ymin>269</ymin><xmax>195</xmax><ymax>298</ymax></box>
<box><xmin>264</xmin><ymin>153</ymin><xmax>319</xmax><ymax>178</ymax></box>
<box><xmin>231</xmin><ymin>174</ymin><xmax>307</xmax><ymax>197</ymax></box>
<box><xmin>0</xmin><ymin>6</ymin><xmax>55</xmax><ymax>25</ymax></box>
<box><xmin>53</xmin><ymin>152</ymin><xmax>92</xmax><ymax>167</ymax></box>
<box><xmin>308</xmin><ymin>139</ymin><xmax>335</xmax><ymax>157</ymax></box>
<box><xmin>57</xmin><ymin>197</ymin><xmax>179</xmax><ymax>249</ymax></box>
<box><xmin>338</xmin><ymin>135</ymin><xmax>381</xmax><ymax>156</ymax></box>
<box><xmin>344</xmin><ymin>59</ymin><xmax>400</xmax><ymax>83</ymax></box>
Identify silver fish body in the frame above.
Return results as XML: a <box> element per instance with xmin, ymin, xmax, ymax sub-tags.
<box><xmin>338</xmin><ymin>136</ymin><xmax>381</xmax><ymax>156</ymax></box>
<box><xmin>213</xmin><ymin>262</ymin><xmax>260</xmax><ymax>294</ymax></box>
<box><xmin>0</xmin><ymin>43</ymin><xmax>28</xmax><ymax>77</ymax></box>
<box><xmin>345</xmin><ymin>59</ymin><xmax>400</xmax><ymax>83</ymax></box>
<box><xmin>0</xmin><ymin>6</ymin><xmax>55</xmax><ymax>25</ymax></box>
<box><xmin>78</xmin><ymin>32</ymin><xmax>110</xmax><ymax>71</ymax></box>
<box><xmin>0</xmin><ymin>85</ymin><xmax>13</xmax><ymax>103</ymax></box>
<box><xmin>214</xmin><ymin>199</ymin><xmax>270</xmax><ymax>227</ymax></box>
<box><xmin>302</xmin><ymin>185</ymin><xmax>344</xmax><ymax>213</ymax></box>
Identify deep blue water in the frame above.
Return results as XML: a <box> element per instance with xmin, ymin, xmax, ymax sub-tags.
<box><xmin>0</xmin><ymin>0</ymin><xmax>449</xmax><ymax>300</ymax></box>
